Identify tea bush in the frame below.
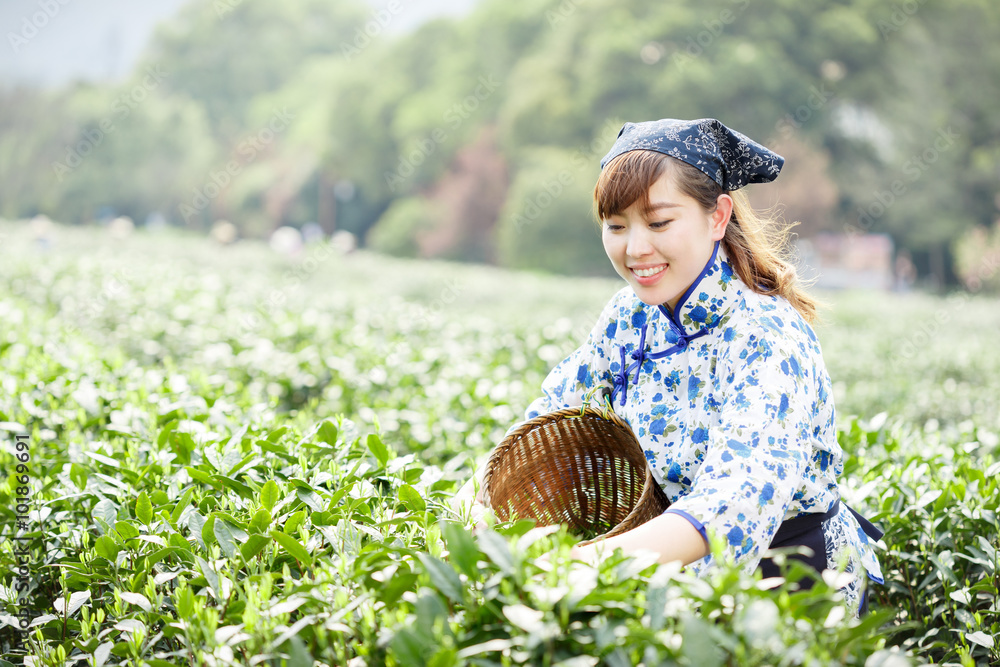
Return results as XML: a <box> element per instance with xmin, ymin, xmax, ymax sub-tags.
<box><xmin>0</xmin><ymin>223</ymin><xmax>997</xmax><ymax>666</ymax></box>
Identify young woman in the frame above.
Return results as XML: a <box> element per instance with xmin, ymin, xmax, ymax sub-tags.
<box><xmin>456</xmin><ymin>118</ymin><xmax>884</xmax><ymax>616</ymax></box>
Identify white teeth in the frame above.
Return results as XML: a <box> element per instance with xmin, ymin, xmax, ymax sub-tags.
<box><xmin>633</xmin><ymin>265</ymin><xmax>666</xmax><ymax>278</ymax></box>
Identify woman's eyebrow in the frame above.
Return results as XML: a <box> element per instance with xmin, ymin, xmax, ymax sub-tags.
<box><xmin>649</xmin><ymin>202</ymin><xmax>681</xmax><ymax>210</ymax></box>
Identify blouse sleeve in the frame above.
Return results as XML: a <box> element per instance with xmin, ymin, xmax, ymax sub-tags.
<box><xmin>512</xmin><ymin>292</ymin><xmax>621</xmax><ymax>431</ymax></box>
<box><xmin>665</xmin><ymin>325</ymin><xmax>819</xmax><ymax>573</ymax></box>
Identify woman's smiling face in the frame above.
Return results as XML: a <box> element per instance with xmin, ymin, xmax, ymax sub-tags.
<box><xmin>601</xmin><ymin>170</ymin><xmax>732</xmax><ymax>309</ymax></box>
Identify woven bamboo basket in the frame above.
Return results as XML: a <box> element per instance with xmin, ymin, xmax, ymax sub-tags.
<box><xmin>482</xmin><ymin>406</ymin><xmax>671</xmax><ymax>546</ymax></box>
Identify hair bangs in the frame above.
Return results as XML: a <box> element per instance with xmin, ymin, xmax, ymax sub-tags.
<box><xmin>594</xmin><ymin>150</ymin><xmax>671</xmax><ymax>221</ymax></box>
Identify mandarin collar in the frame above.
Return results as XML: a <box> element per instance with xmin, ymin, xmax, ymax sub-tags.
<box><xmin>656</xmin><ymin>241</ymin><xmax>740</xmax><ymax>338</ymax></box>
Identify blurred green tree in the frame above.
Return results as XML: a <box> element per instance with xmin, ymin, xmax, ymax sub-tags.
<box><xmin>495</xmin><ymin>147</ymin><xmax>612</xmax><ymax>276</ymax></box>
<box><xmin>0</xmin><ymin>80</ymin><xmax>214</xmax><ymax>225</ymax></box>
<box><xmin>367</xmin><ymin>196</ymin><xmax>440</xmax><ymax>257</ymax></box>
<box><xmin>143</xmin><ymin>0</ymin><xmax>369</xmax><ymax>140</ymax></box>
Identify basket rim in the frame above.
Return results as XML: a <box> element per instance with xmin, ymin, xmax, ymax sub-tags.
<box><xmin>483</xmin><ymin>405</ymin><xmax>633</xmax><ymax>497</ymax></box>
<box><xmin>483</xmin><ymin>405</ymin><xmax>669</xmax><ymax>544</ymax></box>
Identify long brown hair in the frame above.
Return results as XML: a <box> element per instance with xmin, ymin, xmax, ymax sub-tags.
<box><xmin>594</xmin><ymin>150</ymin><xmax>818</xmax><ymax>323</ymax></box>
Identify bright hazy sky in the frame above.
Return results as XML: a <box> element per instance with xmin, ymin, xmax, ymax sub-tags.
<box><xmin>0</xmin><ymin>0</ymin><xmax>479</xmax><ymax>88</ymax></box>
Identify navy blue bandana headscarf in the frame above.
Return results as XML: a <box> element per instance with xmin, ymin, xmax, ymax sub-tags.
<box><xmin>599</xmin><ymin>118</ymin><xmax>784</xmax><ymax>190</ymax></box>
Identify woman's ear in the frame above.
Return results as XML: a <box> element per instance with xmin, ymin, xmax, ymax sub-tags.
<box><xmin>711</xmin><ymin>193</ymin><xmax>733</xmax><ymax>241</ymax></box>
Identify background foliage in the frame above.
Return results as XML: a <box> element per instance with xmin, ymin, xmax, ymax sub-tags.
<box><xmin>1</xmin><ymin>0</ymin><xmax>999</xmax><ymax>284</ymax></box>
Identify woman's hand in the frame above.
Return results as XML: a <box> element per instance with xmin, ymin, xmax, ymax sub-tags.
<box><xmin>569</xmin><ymin>542</ymin><xmax>605</xmax><ymax>566</ymax></box>
<box><xmin>537</xmin><ymin>514</ymin><xmax>707</xmax><ymax>570</ymax></box>
<box><xmin>536</xmin><ymin>542</ymin><xmax>604</xmax><ymax>569</ymax></box>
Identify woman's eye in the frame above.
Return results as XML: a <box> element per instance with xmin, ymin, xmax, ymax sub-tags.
<box><xmin>650</xmin><ymin>220</ymin><xmax>672</xmax><ymax>229</ymax></box>
<box><xmin>604</xmin><ymin>223</ymin><xmax>624</xmax><ymax>231</ymax></box>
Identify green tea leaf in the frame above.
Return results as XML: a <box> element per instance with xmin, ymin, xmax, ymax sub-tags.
<box><xmin>85</xmin><ymin>451</ymin><xmax>121</xmax><ymax>469</ymax></box>
<box><xmin>169</xmin><ymin>533</ymin><xmax>191</xmax><ymax>551</ymax></box>
<box><xmin>416</xmin><ymin>553</ymin><xmax>464</xmax><ymax>603</ymax></box>
<box><xmin>94</xmin><ymin>536</ymin><xmax>120</xmax><ymax>561</ymax></box>
<box><xmin>196</xmin><ymin>556</ymin><xmax>220</xmax><ymax>599</ymax></box>
<box><xmin>135</xmin><ymin>491</ymin><xmax>153</xmax><ymax>525</ymax></box>
<box><xmin>261</xmin><ymin>479</ymin><xmax>281</xmax><ymax>511</ymax></box>
<box><xmin>227</xmin><ymin>452</ymin><xmax>259</xmax><ymax>477</ymax></box>
<box><xmin>241</xmin><ymin>534</ymin><xmax>271</xmax><ymax>560</ymax></box>
<box><xmin>390</xmin><ymin>627</ymin><xmax>429</xmax><ymax>666</ymax></box>
<box><xmin>93</xmin><ymin>498</ymin><xmax>119</xmax><ymax>528</ymax></box>
<box><xmin>914</xmin><ymin>489</ymin><xmax>943</xmax><ymax>510</ymax></box>
<box><xmin>440</xmin><ymin>520</ymin><xmax>479</xmax><ymax>578</ymax></box>
<box><xmin>647</xmin><ymin>585</ymin><xmax>667</xmax><ymax>631</ymax></box>
<box><xmin>171</xmin><ymin>432</ymin><xmax>197</xmax><ymax>464</ymax></box>
<box><xmin>295</xmin><ymin>486</ymin><xmax>326</xmax><ymax>512</ymax></box>
<box><xmin>176</xmin><ymin>586</ymin><xmax>194</xmax><ymax>619</ymax></box>
<box><xmin>202</xmin><ymin>514</ymin><xmax>217</xmax><ymax>548</ymax></box>
<box><xmin>94</xmin><ymin>517</ymin><xmax>113</xmax><ymax>538</ymax></box>
<box><xmin>477</xmin><ymin>531</ymin><xmax>514</xmax><ymax>575</ymax></box>
<box><xmin>214</xmin><ymin>474</ymin><xmax>254</xmax><ymax>498</ymax></box>
<box><xmin>271</xmin><ymin>530</ymin><xmax>313</xmax><ymax>566</ymax></box>
<box><xmin>224</xmin><ymin>423</ymin><xmax>249</xmax><ymax>453</ymax></box>
<box><xmin>145</xmin><ymin>547</ymin><xmax>185</xmax><ymax>568</ymax></box>
<box><xmin>157</xmin><ymin>421</ymin><xmax>177</xmax><ymax>448</ymax></box>
<box><xmin>284</xmin><ymin>635</ymin><xmax>313</xmax><ymax>667</ymax></box>
<box><xmin>399</xmin><ymin>484</ymin><xmax>426</xmax><ymax>512</ymax></box>
<box><xmin>502</xmin><ymin>604</ymin><xmax>545</xmax><ymax>633</ymax></box>
<box><xmin>456</xmin><ymin>639</ymin><xmax>514</xmax><ymax>659</ymax></box>
<box><xmin>250</xmin><ymin>508</ymin><xmax>272</xmax><ymax>533</ymax></box>
<box><xmin>114</xmin><ymin>619</ymin><xmax>145</xmax><ymax>634</ymax></box>
<box><xmin>317</xmin><ymin>420</ymin><xmax>339</xmax><ymax>446</ymax></box>
<box><xmin>213</xmin><ymin>518</ymin><xmax>247</xmax><ymax>559</ymax></box>
<box><xmin>381</xmin><ymin>572</ymin><xmax>420</xmax><ymax>608</ymax></box>
<box><xmin>414</xmin><ymin>591</ymin><xmax>449</xmax><ymax>639</ymax></box>
<box><xmin>187</xmin><ymin>511</ymin><xmax>207</xmax><ymax>550</ymax></box>
<box><xmin>966</xmin><ymin>631</ymin><xmax>994</xmax><ymax>649</ymax></box>
<box><xmin>284</xmin><ymin>509</ymin><xmax>306</xmax><ymax>535</ymax></box>
<box><xmin>259</xmin><ymin>439</ymin><xmax>298</xmax><ymax>462</ymax></box>
<box><xmin>93</xmin><ymin>642</ymin><xmax>113</xmax><ymax>667</ymax></box>
<box><xmin>54</xmin><ymin>590</ymin><xmax>91</xmax><ymax>617</ymax></box>
<box><xmin>170</xmin><ymin>488</ymin><xmax>195</xmax><ymax>527</ymax></box>
<box><xmin>335</xmin><ymin>519</ymin><xmax>363</xmax><ymax>556</ymax></box>
<box><xmin>120</xmin><ymin>591</ymin><xmax>151</xmax><ymax>612</ymax></box>
<box><xmin>69</xmin><ymin>463</ymin><xmax>88</xmax><ymax>490</ymax></box>
<box><xmin>495</xmin><ymin>518</ymin><xmax>539</xmax><ymax>539</ymax></box>
<box><xmin>211</xmin><ymin>511</ymin><xmax>248</xmax><ymax>530</ymax></box>
<box><xmin>427</xmin><ymin>647</ymin><xmax>458</xmax><ymax>667</ymax></box>
<box><xmin>681</xmin><ymin>616</ymin><xmax>725</xmax><ymax>667</ymax></box>
<box><xmin>186</xmin><ymin>466</ymin><xmax>221</xmax><ymax>489</ymax></box>
<box><xmin>220</xmin><ymin>448</ymin><xmax>244</xmax><ymax>477</ymax></box>
<box><xmin>115</xmin><ymin>521</ymin><xmax>140</xmax><ymax>540</ymax></box>
<box><xmin>367</xmin><ymin>433</ymin><xmax>388</xmax><ymax>467</ymax></box>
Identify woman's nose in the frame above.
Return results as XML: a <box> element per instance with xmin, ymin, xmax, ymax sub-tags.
<box><xmin>626</xmin><ymin>228</ymin><xmax>653</xmax><ymax>257</ymax></box>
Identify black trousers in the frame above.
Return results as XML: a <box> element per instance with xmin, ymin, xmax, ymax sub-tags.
<box><xmin>757</xmin><ymin>501</ymin><xmax>882</xmax><ymax>616</ymax></box>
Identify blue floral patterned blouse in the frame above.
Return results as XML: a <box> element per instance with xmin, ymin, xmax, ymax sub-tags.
<box><xmin>520</xmin><ymin>241</ymin><xmax>883</xmax><ymax>612</ymax></box>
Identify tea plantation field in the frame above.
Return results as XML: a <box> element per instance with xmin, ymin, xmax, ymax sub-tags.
<box><xmin>0</xmin><ymin>222</ymin><xmax>997</xmax><ymax>666</ymax></box>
